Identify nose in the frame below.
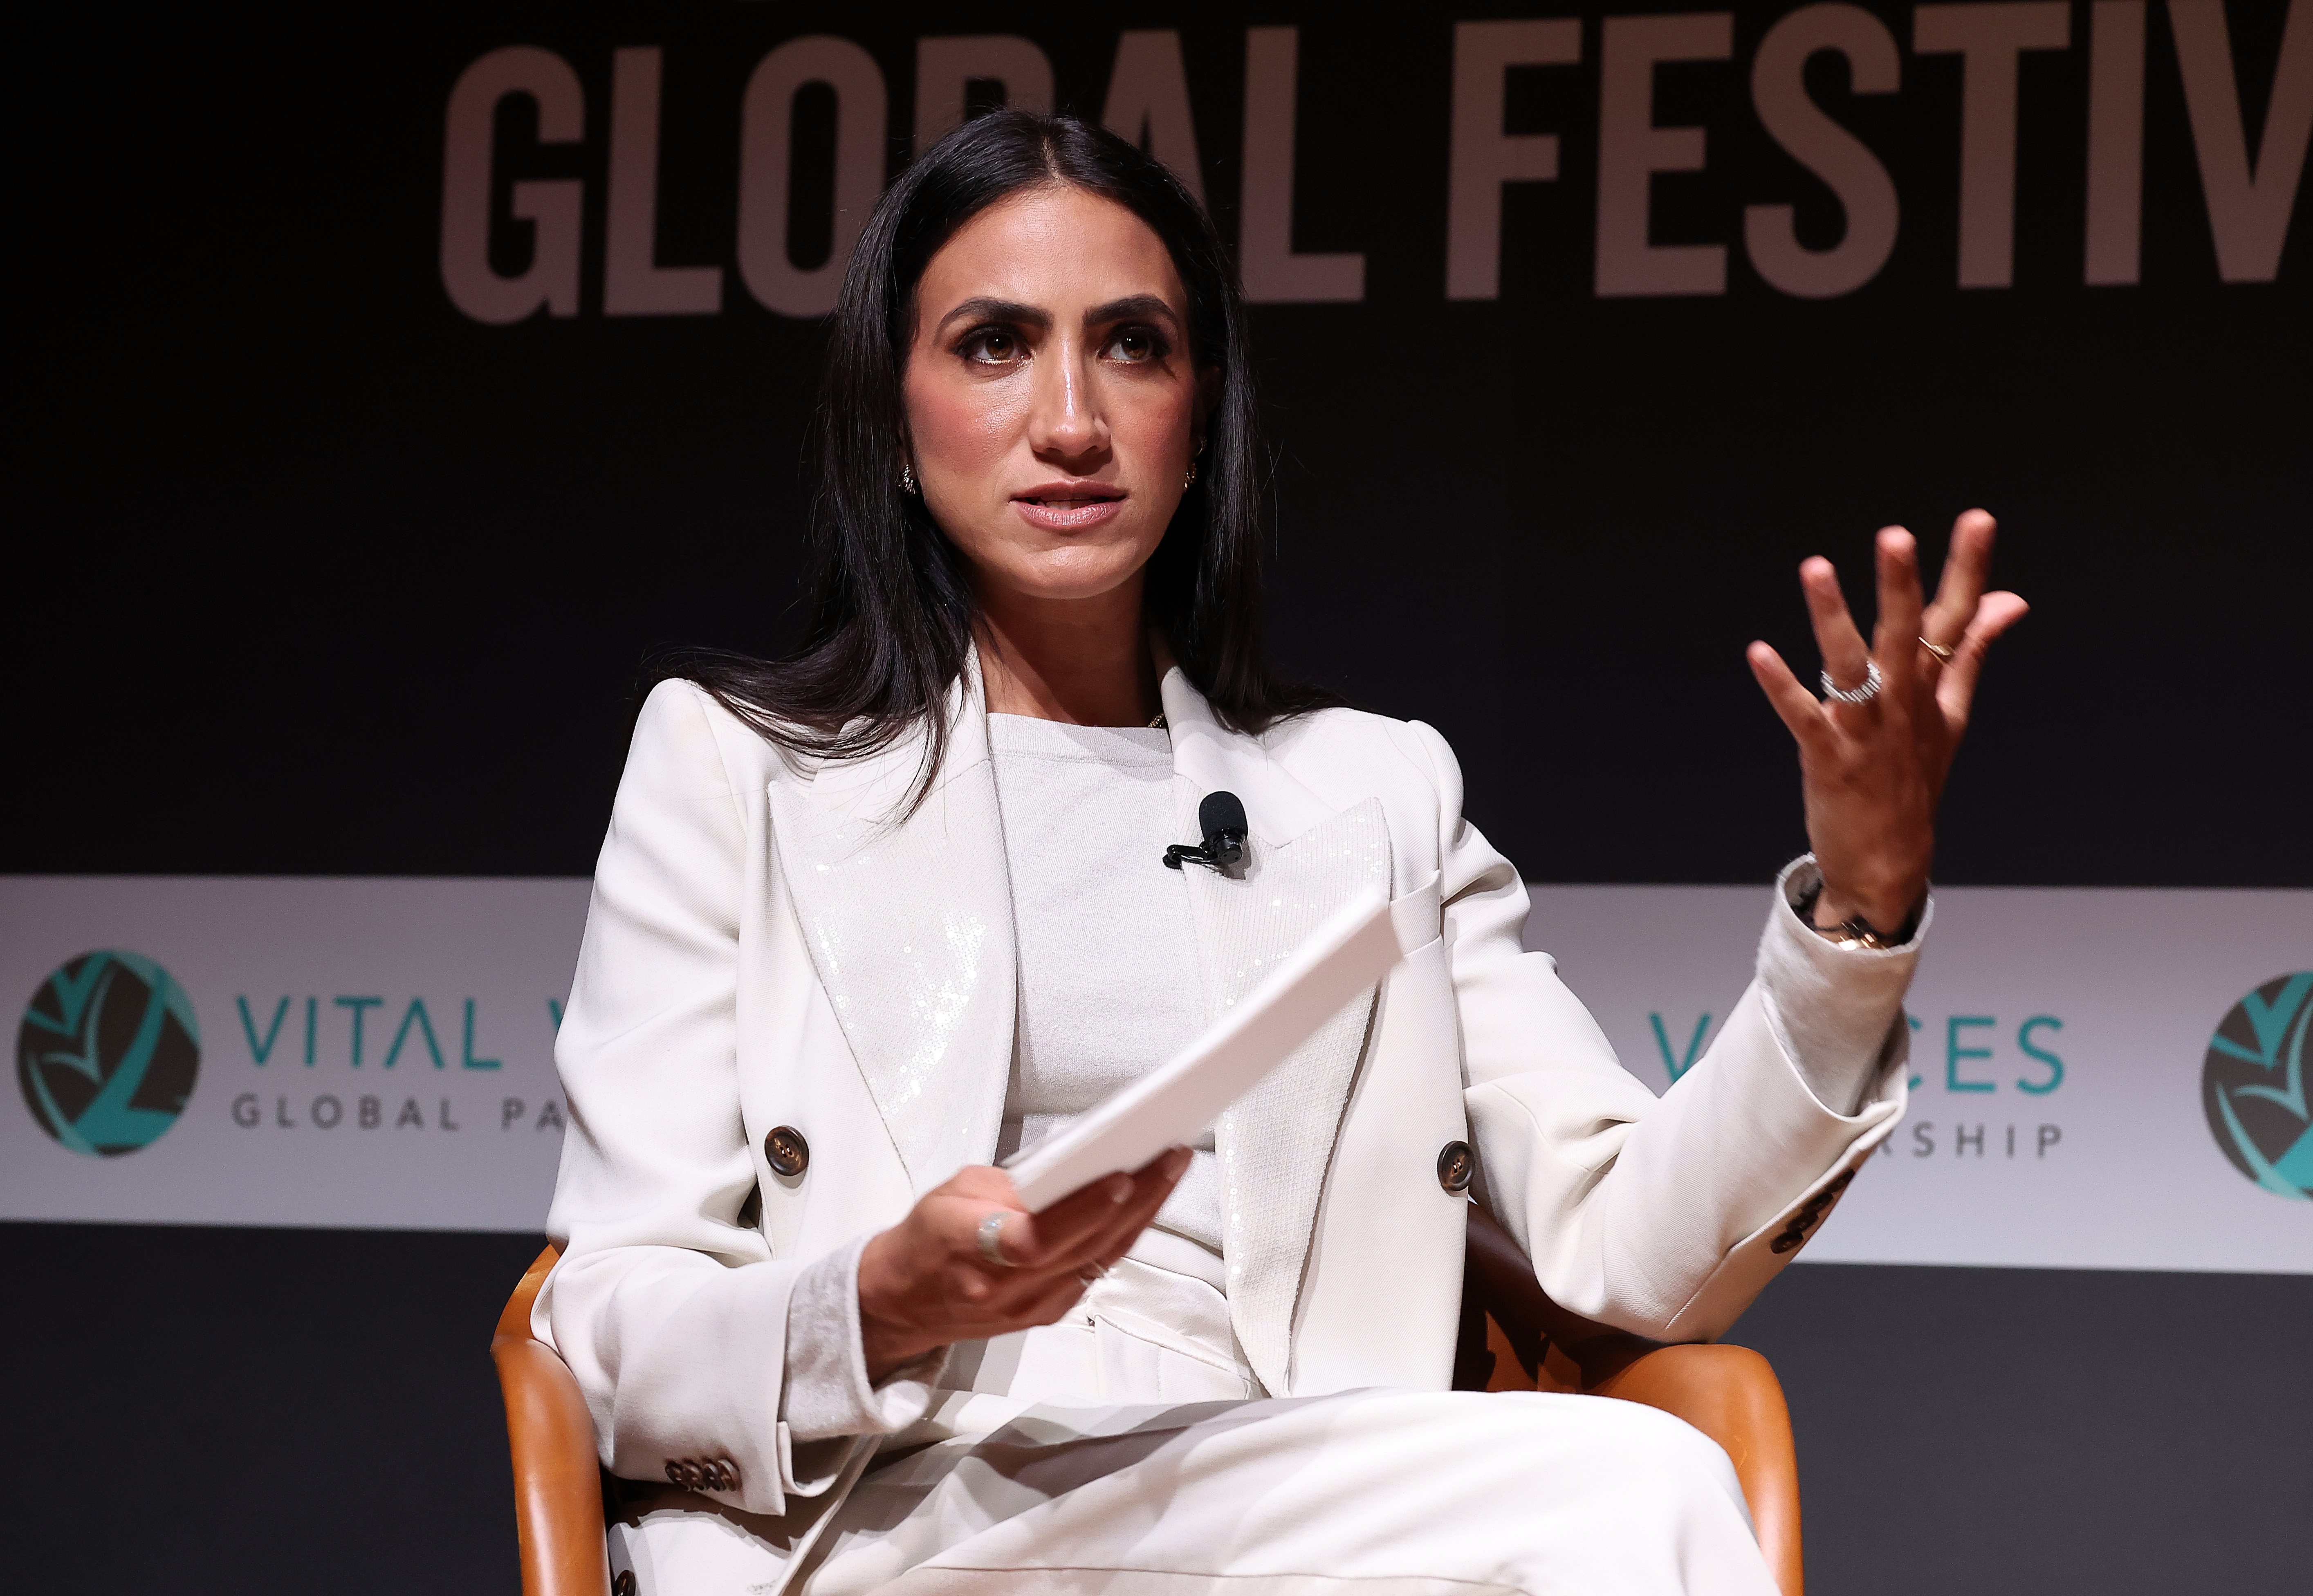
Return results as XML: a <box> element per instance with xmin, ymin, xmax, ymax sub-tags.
<box><xmin>1025</xmin><ymin>334</ymin><xmax>1110</xmax><ymax>470</ymax></box>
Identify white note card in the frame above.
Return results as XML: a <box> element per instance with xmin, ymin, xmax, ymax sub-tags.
<box><xmin>1003</xmin><ymin>890</ymin><xmax>1404</xmax><ymax>1212</ymax></box>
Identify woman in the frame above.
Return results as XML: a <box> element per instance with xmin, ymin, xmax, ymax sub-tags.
<box><xmin>539</xmin><ymin>112</ymin><xmax>2025</xmax><ymax>1596</ymax></box>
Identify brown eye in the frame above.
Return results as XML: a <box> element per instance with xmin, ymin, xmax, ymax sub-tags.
<box><xmin>961</xmin><ymin>329</ymin><xmax>1021</xmax><ymax>364</ymax></box>
<box><xmin>1108</xmin><ymin>328</ymin><xmax>1156</xmax><ymax>363</ymax></box>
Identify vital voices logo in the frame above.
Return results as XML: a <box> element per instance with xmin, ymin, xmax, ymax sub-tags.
<box><xmin>17</xmin><ymin>951</ymin><xmax>201</xmax><ymax>1157</ymax></box>
<box><xmin>2203</xmin><ymin>973</ymin><xmax>2313</xmax><ymax>1201</ymax></box>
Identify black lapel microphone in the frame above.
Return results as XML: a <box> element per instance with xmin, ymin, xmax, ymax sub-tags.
<box><xmin>1164</xmin><ymin>791</ymin><xmax>1247</xmax><ymax>872</ymax></box>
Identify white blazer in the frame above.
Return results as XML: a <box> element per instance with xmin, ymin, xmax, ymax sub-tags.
<box><xmin>538</xmin><ymin>664</ymin><xmax>1909</xmax><ymax>1530</ymax></box>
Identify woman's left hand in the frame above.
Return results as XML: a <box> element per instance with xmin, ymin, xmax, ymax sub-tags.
<box><xmin>1746</xmin><ymin>509</ymin><xmax>2029</xmax><ymax>933</ymax></box>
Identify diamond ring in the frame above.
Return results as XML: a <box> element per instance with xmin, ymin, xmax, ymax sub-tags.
<box><xmin>976</xmin><ymin>1210</ymin><xmax>1017</xmax><ymax>1268</ymax></box>
<box><xmin>1820</xmin><ymin>660</ymin><xmax>1883</xmax><ymax>705</ymax></box>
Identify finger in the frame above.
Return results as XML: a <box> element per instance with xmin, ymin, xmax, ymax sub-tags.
<box><xmin>1922</xmin><ymin>508</ymin><xmax>1995</xmax><ymax>648</ymax></box>
<box><xmin>1001</xmin><ymin>1147</ymin><xmax>1191</xmax><ymax>1274</ymax></box>
<box><xmin>1872</xmin><ymin>527</ymin><xmax>1925</xmax><ymax>699</ymax></box>
<box><xmin>1010</xmin><ymin>1272</ymin><xmax>1096</xmax><ymax>1329</ymax></box>
<box><xmin>1799</xmin><ymin>556</ymin><xmax>1871</xmax><ymax>693</ymax></box>
<box><xmin>950</xmin><ymin>1269</ymin><xmax>1093</xmax><ymax>1340</ymax></box>
<box><xmin>992</xmin><ymin>1188</ymin><xmax>1173</xmax><ymax>1318</ymax></box>
<box><xmin>1063</xmin><ymin>1148</ymin><xmax>1193</xmax><ymax>1273</ymax></box>
<box><xmin>1936</xmin><ymin>590</ymin><xmax>2029</xmax><ymax>724</ymax></box>
<box><xmin>1747</xmin><ymin>641</ymin><xmax>1837</xmax><ymax>758</ymax></box>
<box><xmin>989</xmin><ymin>1171</ymin><xmax>1134</xmax><ymax>1266</ymax></box>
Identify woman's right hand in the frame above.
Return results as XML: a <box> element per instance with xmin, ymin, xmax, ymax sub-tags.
<box><xmin>856</xmin><ymin>1147</ymin><xmax>1193</xmax><ymax>1383</ymax></box>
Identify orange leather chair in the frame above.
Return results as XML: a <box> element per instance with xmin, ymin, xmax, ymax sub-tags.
<box><xmin>492</xmin><ymin>1248</ymin><xmax>616</xmax><ymax>1596</ymax></box>
<box><xmin>493</xmin><ymin>1212</ymin><xmax>1803</xmax><ymax>1596</ymax></box>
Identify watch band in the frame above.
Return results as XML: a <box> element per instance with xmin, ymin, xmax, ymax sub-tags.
<box><xmin>1795</xmin><ymin>880</ymin><xmax>1920</xmax><ymax>950</ymax></box>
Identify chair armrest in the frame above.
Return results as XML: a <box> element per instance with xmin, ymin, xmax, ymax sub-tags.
<box><xmin>492</xmin><ymin>1245</ymin><xmax>612</xmax><ymax>1596</ymax></box>
<box><xmin>1595</xmin><ymin>1344</ymin><xmax>1803</xmax><ymax>1596</ymax></box>
<box><xmin>1462</xmin><ymin>1207</ymin><xmax>1804</xmax><ymax>1595</ymax></box>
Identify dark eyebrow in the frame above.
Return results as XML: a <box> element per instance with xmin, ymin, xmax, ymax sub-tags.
<box><xmin>1087</xmin><ymin>294</ymin><xmax>1182</xmax><ymax>331</ymax></box>
<box><xmin>933</xmin><ymin>296</ymin><xmax>1050</xmax><ymax>337</ymax></box>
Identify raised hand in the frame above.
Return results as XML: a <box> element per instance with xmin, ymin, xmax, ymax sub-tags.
<box><xmin>856</xmin><ymin>1147</ymin><xmax>1191</xmax><ymax>1382</ymax></box>
<box><xmin>1745</xmin><ymin>509</ymin><xmax>2029</xmax><ymax>934</ymax></box>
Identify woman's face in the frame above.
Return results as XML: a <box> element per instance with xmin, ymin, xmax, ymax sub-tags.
<box><xmin>903</xmin><ymin>185</ymin><xmax>1209</xmax><ymax>611</ymax></box>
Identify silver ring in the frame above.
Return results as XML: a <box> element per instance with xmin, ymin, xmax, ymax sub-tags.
<box><xmin>1820</xmin><ymin>659</ymin><xmax>1883</xmax><ymax>705</ymax></box>
<box><xmin>975</xmin><ymin>1210</ymin><xmax>1016</xmax><ymax>1269</ymax></box>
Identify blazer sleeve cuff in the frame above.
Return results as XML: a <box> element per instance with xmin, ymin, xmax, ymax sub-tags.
<box><xmin>779</xmin><ymin>1236</ymin><xmax>947</xmax><ymax>1450</ymax></box>
<box><xmin>1759</xmin><ymin>855</ymin><xmax>1930</xmax><ymax>1116</ymax></box>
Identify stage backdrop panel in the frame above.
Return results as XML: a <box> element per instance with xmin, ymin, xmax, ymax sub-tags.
<box><xmin>7</xmin><ymin>875</ymin><xmax>2306</xmax><ymax>1272</ymax></box>
<box><xmin>1526</xmin><ymin>882</ymin><xmax>2313</xmax><ymax>1271</ymax></box>
<box><xmin>4</xmin><ymin>878</ymin><xmax>588</xmax><ymax>1231</ymax></box>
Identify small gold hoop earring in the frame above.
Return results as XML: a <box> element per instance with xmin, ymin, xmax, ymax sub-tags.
<box><xmin>900</xmin><ymin>462</ymin><xmax>918</xmax><ymax>495</ymax></box>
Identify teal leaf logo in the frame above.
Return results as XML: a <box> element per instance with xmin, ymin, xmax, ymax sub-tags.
<box><xmin>17</xmin><ymin>950</ymin><xmax>201</xmax><ymax>1157</ymax></box>
<box><xmin>2202</xmin><ymin>972</ymin><xmax>2313</xmax><ymax>1201</ymax></box>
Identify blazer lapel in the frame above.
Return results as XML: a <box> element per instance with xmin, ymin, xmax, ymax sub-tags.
<box><xmin>766</xmin><ymin>670</ymin><xmax>1016</xmax><ymax>1197</ymax></box>
<box><xmin>1162</xmin><ymin>670</ymin><xmax>1391</xmax><ymax>1395</ymax></box>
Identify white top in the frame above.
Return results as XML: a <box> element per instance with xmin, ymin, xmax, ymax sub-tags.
<box><xmin>985</xmin><ymin>713</ymin><xmax>1223</xmax><ymax>1257</ymax></box>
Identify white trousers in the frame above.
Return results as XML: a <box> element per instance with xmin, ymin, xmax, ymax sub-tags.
<box><xmin>613</xmin><ymin>1387</ymin><xmax>1777</xmax><ymax>1596</ymax></box>
<box><xmin>610</xmin><ymin>1255</ymin><xmax>1778</xmax><ymax>1596</ymax></box>
<box><xmin>805</xmin><ymin>1387</ymin><xmax>1775</xmax><ymax>1596</ymax></box>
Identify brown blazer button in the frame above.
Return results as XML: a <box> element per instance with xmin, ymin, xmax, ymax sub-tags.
<box><xmin>765</xmin><ymin>1125</ymin><xmax>809</xmax><ymax>1178</ymax></box>
<box><xmin>664</xmin><ymin>1459</ymin><xmax>683</xmax><ymax>1484</ymax></box>
<box><xmin>1436</xmin><ymin>1140</ymin><xmax>1475</xmax><ymax>1193</ymax></box>
<box><xmin>613</xmin><ymin>1572</ymin><xmax>637</xmax><ymax>1596</ymax></box>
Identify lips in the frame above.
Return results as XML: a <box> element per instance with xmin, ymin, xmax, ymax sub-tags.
<box><xmin>1013</xmin><ymin>481</ymin><xmax>1123</xmax><ymax>506</ymax></box>
<box><xmin>1012</xmin><ymin>483</ymin><xmax>1126</xmax><ymax>532</ymax></box>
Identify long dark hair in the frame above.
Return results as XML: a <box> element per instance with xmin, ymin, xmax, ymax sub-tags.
<box><xmin>667</xmin><ymin>110</ymin><xmax>1334</xmax><ymax>794</ymax></box>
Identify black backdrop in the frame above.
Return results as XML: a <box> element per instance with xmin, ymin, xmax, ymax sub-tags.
<box><xmin>7</xmin><ymin>2</ymin><xmax>2307</xmax><ymax>1592</ymax></box>
<box><xmin>12</xmin><ymin>0</ymin><xmax>2308</xmax><ymax>883</ymax></box>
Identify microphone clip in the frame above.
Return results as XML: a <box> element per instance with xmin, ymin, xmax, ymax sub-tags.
<box><xmin>1164</xmin><ymin>791</ymin><xmax>1248</xmax><ymax>873</ymax></box>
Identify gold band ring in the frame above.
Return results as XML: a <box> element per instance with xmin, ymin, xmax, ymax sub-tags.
<box><xmin>1918</xmin><ymin>637</ymin><xmax>1956</xmax><ymax>663</ymax></box>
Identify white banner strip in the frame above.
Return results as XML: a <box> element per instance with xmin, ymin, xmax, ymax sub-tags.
<box><xmin>4</xmin><ymin>877</ymin><xmax>586</xmax><ymax>1231</ymax></box>
<box><xmin>5</xmin><ymin>877</ymin><xmax>2307</xmax><ymax>1271</ymax></box>
<box><xmin>1528</xmin><ymin>884</ymin><xmax>2311</xmax><ymax>1273</ymax></box>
